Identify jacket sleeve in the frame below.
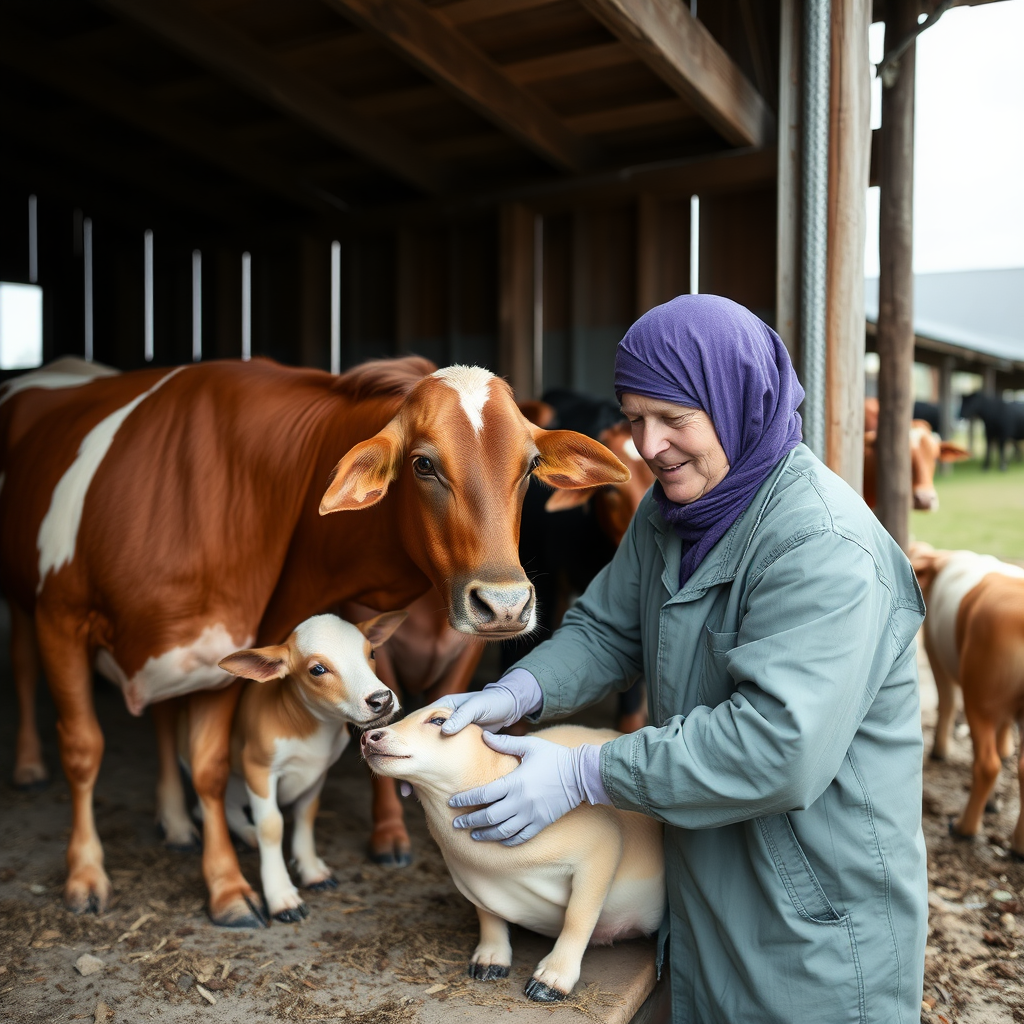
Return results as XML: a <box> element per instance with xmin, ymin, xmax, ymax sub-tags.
<box><xmin>598</xmin><ymin>530</ymin><xmax>922</xmax><ymax>828</ymax></box>
<box><xmin>511</xmin><ymin>505</ymin><xmax>647</xmax><ymax>719</ymax></box>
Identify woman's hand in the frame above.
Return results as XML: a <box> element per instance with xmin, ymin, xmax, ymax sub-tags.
<box><xmin>434</xmin><ymin>671</ymin><xmax>542</xmax><ymax>735</ymax></box>
<box><xmin>448</xmin><ymin>734</ymin><xmax>604</xmax><ymax>846</ymax></box>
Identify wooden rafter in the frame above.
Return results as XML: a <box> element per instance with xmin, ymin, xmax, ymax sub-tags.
<box><xmin>504</xmin><ymin>42</ymin><xmax>635</xmax><ymax>85</ymax></box>
<box><xmin>321</xmin><ymin>0</ymin><xmax>598</xmax><ymax>173</ymax></box>
<box><xmin>99</xmin><ymin>0</ymin><xmax>448</xmax><ymax>195</ymax></box>
<box><xmin>577</xmin><ymin>0</ymin><xmax>774</xmax><ymax>148</ymax></box>
<box><xmin>0</xmin><ymin>24</ymin><xmax>334</xmax><ymax>218</ymax></box>
<box><xmin>566</xmin><ymin>98</ymin><xmax>693</xmax><ymax>136</ymax></box>
<box><xmin>441</xmin><ymin>0</ymin><xmax>560</xmax><ymax>26</ymax></box>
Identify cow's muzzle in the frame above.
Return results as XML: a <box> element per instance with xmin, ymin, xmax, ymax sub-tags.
<box><xmin>456</xmin><ymin>581</ymin><xmax>535</xmax><ymax>637</ymax></box>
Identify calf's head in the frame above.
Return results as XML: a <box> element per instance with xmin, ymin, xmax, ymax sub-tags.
<box><xmin>909</xmin><ymin>422</ymin><xmax>969</xmax><ymax>511</ymax></box>
<box><xmin>320</xmin><ymin>367</ymin><xmax>629</xmax><ymax>638</ymax></box>
<box><xmin>218</xmin><ymin>612</ymin><xmax>406</xmax><ymax>725</ymax></box>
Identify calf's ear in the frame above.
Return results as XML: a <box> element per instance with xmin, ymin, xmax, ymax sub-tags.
<box><xmin>219</xmin><ymin>645</ymin><xmax>290</xmax><ymax>682</ymax></box>
<box><xmin>545</xmin><ymin>486</ymin><xmax>599</xmax><ymax>511</ymax></box>
<box><xmin>358</xmin><ymin>610</ymin><xmax>409</xmax><ymax>648</ymax></box>
<box><xmin>321</xmin><ymin>422</ymin><xmax>403</xmax><ymax>514</ymax></box>
<box><xmin>531</xmin><ymin>427</ymin><xmax>630</xmax><ymax>492</ymax></box>
<box><xmin>938</xmin><ymin>441</ymin><xmax>970</xmax><ymax>463</ymax></box>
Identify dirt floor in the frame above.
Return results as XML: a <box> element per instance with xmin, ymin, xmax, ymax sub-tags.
<box><xmin>0</xmin><ymin>600</ymin><xmax>1022</xmax><ymax>1024</ymax></box>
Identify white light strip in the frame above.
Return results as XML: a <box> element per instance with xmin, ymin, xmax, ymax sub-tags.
<box><xmin>192</xmin><ymin>249</ymin><xmax>202</xmax><ymax>362</ymax></box>
<box><xmin>241</xmin><ymin>251</ymin><xmax>251</xmax><ymax>361</ymax></box>
<box><xmin>28</xmin><ymin>195</ymin><xmax>38</xmax><ymax>284</ymax></box>
<box><xmin>83</xmin><ymin>217</ymin><xmax>94</xmax><ymax>362</ymax></box>
<box><xmin>144</xmin><ymin>229</ymin><xmax>154</xmax><ymax>362</ymax></box>
<box><xmin>330</xmin><ymin>240</ymin><xmax>341</xmax><ymax>374</ymax></box>
<box><xmin>689</xmin><ymin>195</ymin><xmax>700</xmax><ymax>295</ymax></box>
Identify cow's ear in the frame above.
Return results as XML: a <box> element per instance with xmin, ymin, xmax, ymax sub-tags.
<box><xmin>358</xmin><ymin>610</ymin><xmax>409</xmax><ymax>648</ymax></box>
<box><xmin>938</xmin><ymin>441</ymin><xmax>970</xmax><ymax>464</ymax></box>
<box><xmin>544</xmin><ymin>486</ymin><xmax>600</xmax><ymax>511</ymax></box>
<box><xmin>531</xmin><ymin>427</ymin><xmax>630</xmax><ymax>491</ymax></box>
<box><xmin>219</xmin><ymin>645</ymin><xmax>290</xmax><ymax>682</ymax></box>
<box><xmin>320</xmin><ymin>423</ymin><xmax>403</xmax><ymax>513</ymax></box>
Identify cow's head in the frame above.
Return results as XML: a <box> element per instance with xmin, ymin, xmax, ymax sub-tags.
<box><xmin>909</xmin><ymin>421</ymin><xmax>970</xmax><ymax>511</ymax></box>
<box><xmin>319</xmin><ymin>366</ymin><xmax>629</xmax><ymax>638</ymax></box>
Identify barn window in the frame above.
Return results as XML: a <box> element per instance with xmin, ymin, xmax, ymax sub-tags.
<box><xmin>0</xmin><ymin>282</ymin><xmax>43</xmax><ymax>370</ymax></box>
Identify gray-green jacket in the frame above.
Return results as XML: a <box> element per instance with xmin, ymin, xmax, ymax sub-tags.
<box><xmin>516</xmin><ymin>445</ymin><xmax>928</xmax><ymax>1024</ymax></box>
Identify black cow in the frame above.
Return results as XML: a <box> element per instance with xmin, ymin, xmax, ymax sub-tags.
<box><xmin>913</xmin><ymin>401</ymin><xmax>941</xmax><ymax>435</ymax></box>
<box><xmin>959</xmin><ymin>392</ymin><xmax>1024</xmax><ymax>471</ymax></box>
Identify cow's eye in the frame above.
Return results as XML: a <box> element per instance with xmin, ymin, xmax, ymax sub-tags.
<box><xmin>413</xmin><ymin>456</ymin><xmax>435</xmax><ymax>476</ymax></box>
<box><xmin>310</xmin><ymin>664</ymin><xmax>327</xmax><ymax>677</ymax></box>
<box><xmin>529</xmin><ymin>454</ymin><xmax>541</xmax><ymax>473</ymax></box>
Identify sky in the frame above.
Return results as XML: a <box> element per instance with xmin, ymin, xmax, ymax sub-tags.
<box><xmin>864</xmin><ymin>0</ymin><xmax>1024</xmax><ymax>276</ymax></box>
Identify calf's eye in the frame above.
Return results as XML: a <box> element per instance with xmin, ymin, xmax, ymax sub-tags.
<box><xmin>310</xmin><ymin>664</ymin><xmax>327</xmax><ymax>677</ymax></box>
<box><xmin>413</xmin><ymin>456</ymin><xmax>435</xmax><ymax>476</ymax></box>
<box><xmin>427</xmin><ymin>716</ymin><xmax>447</xmax><ymax>727</ymax></box>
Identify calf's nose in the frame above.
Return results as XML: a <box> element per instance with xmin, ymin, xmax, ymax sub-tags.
<box><xmin>361</xmin><ymin>729</ymin><xmax>386</xmax><ymax>747</ymax></box>
<box><xmin>365</xmin><ymin>689</ymin><xmax>394</xmax><ymax>716</ymax></box>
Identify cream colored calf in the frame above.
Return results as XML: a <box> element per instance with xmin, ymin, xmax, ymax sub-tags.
<box><xmin>219</xmin><ymin>612</ymin><xmax>405</xmax><ymax>921</ymax></box>
<box><xmin>362</xmin><ymin>710</ymin><xmax>665</xmax><ymax>1001</ymax></box>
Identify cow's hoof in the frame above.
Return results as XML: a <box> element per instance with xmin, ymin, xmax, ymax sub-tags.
<box><xmin>305</xmin><ymin>876</ymin><xmax>338</xmax><ymax>892</ymax></box>
<box><xmin>273</xmin><ymin>903</ymin><xmax>309</xmax><ymax>924</ymax></box>
<box><xmin>525</xmin><ymin>978</ymin><xmax>568</xmax><ymax>1002</ymax></box>
<box><xmin>928</xmin><ymin>751</ymin><xmax>946</xmax><ymax>763</ymax></box>
<box><xmin>209</xmin><ymin>892</ymin><xmax>268</xmax><ymax>929</ymax></box>
<box><xmin>368</xmin><ymin>845</ymin><xmax>412</xmax><ymax>868</ymax></box>
<box><xmin>157</xmin><ymin>824</ymin><xmax>202</xmax><ymax>854</ymax></box>
<box><xmin>947</xmin><ymin>819</ymin><xmax>977</xmax><ymax>842</ymax></box>
<box><xmin>469</xmin><ymin>962</ymin><xmax>510</xmax><ymax>981</ymax></box>
<box><xmin>65</xmin><ymin>870</ymin><xmax>111</xmax><ymax>916</ymax></box>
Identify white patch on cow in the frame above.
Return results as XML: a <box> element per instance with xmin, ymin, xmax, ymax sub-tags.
<box><xmin>432</xmin><ymin>365</ymin><xmax>493</xmax><ymax>434</ymax></box>
<box><xmin>36</xmin><ymin>367</ymin><xmax>185</xmax><ymax>592</ymax></box>
<box><xmin>95</xmin><ymin>622</ymin><xmax>248</xmax><ymax>717</ymax></box>
<box><xmin>622</xmin><ymin>437</ymin><xmax>642</xmax><ymax>462</ymax></box>
<box><xmin>926</xmin><ymin>551</ymin><xmax>1024</xmax><ymax>681</ymax></box>
<box><xmin>909</xmin><ymin>425</ymin><xmax>928</xmax><ymax>446</ymax></box>
<box><xmin>0</xmin><ymin>358</ymin><xmax>118</xmax><ymax>408</ymax></box>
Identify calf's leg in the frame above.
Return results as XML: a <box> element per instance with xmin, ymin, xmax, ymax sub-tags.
<box><xmin>245</xmin><ymin>772</ymin><xmax>307</xmax><ymax>922</ymax></box>
<box><xmin>11</xmin><ymin>601</ymin><xmax>48</xmax><ymax>789</ymax></box>
<box><xmin>36</xmin><ymin>614</ymin><xmax>109</xmax><ymax>913</ymax></box>
<box><xmin>954</xmin><ymin>708</ymin><xmax>1002</xmax><ymax>839</ymax></box>
<box><xmin>187</xmin><ymin>684</ymin><xmax>266</xmax><ymax>927</ymax></box>
<box><xmin>152</xmin><ymin>697</ymin><xmax>200</xmax><ymax>851</ymax></box>
<box><xmin>1013</xmin><ymin>719</ymin><xmax>1024</xmax><ymax>860</ymax></box>
<box><xmin>469</xmin><ymin>906</ymin><xmax>512</xmax><ymax>980</ymax></box>
<box><xmin>925</xmin><ymin>632</ymin><xmax>957</xmax><ymax>761</ymax></box>
<box><xmin>367</xmin><ymin>773</ymin><xmax>412</xmax><ymax>867</ymax></box>
<box><xmin>291</xmin><ymin>774</ymin><xmax>335</xmax><ymax>890</ymax></box>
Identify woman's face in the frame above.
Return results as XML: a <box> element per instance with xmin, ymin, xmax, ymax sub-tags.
<box><xmin>619</xmin><ymin>394</ymin><xmax>730</xmax><ymax>505</ymax></box>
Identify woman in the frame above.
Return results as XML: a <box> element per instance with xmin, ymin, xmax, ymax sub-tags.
<box><xmin>437</xmin><ymin>295</ymin><xmax>928</xmax><ymax>1024</ymax></box>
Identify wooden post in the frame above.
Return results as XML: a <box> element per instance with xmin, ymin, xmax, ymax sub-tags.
<box><xmin>824</xmin><ymin>0</ymin><xmax>871</xmax><ymax>492</ymax></box>
<box><xmin>499</xmin><ymin>203</ymin><xmax>536</xmax><ymax>399</ymax></box>
<box><xmin>775</xmin><ymin>0</ymin><xmax>801</xmax><ymax>363</ymax></box>
<box><xmin>875</xmin><ymin>0</ymin><xmax>917</xmax><ymax>550</ymax></box>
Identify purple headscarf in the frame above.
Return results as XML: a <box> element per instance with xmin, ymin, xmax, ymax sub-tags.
<box><xmin>614</xmin><ymin>294</ymin><xmax>804</xmax><ymax>588</ymax></box>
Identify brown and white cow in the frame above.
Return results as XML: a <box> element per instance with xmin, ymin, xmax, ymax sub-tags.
<box><xmin>863</xmin><ymin>398</ymin><xmax>969</xmax><ymax>511</ymax></box>
<box><xmin>910</xmin><ymin>543</ymin><xmax>1024</xmax><ymax>857</ymax></box>
<box><xmin>0</xmin><ymin>356</ymin><xmax>627</xmax><ymax>926</ymax></box>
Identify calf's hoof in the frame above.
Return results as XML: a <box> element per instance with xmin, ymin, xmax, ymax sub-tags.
<box><xmin>525</xmin><ymin>978</ymin><xmax>568</xmax><ymax>1002</ymax></box>
<box><xmin>157</xmin><ymin>823</ymin><xmax>202</xmax><ymax>854</ymax></box>
<box><xmin>469</xmin><ymin>962</ymin><xmax>509</xmax><ymax>981</ymax></box>
<box><xmin>305</xmin><ymin>876</ymin><xmax>338</xmax><ymax>892</ymax></box>
<box><xmin>273</xmin><ymin>902</ymin><xmax>310</xmax><ymax>924</ymax></box>
<box><xmin>13</xmin><ymin>764</ymin><xmax>49</xmax><ymax>791</ymax></box>
<box><xmin>947</xmin><ymin>818</ymin><xmax>977</xmax><ymax>843</ymax></box>
<box><xmin>208</xmin><ymin>891</ymin><xmax>268</xmax><ymax>929</ymax></box>
<box><xmin>368</xmin><ymin>839</ymin><xmax>412</xmax><ymax>868</ymax></box>
<box><xmin>928</xmin><ymin>750</ymin><xmax>946</xmax><ymax>763</ymax></box>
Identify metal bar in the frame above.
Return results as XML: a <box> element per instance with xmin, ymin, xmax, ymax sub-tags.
<box><xmin>144</xmin><ymin>230</ymin><xmax>154</xmax><ymax>362</ymax></box>
<box><xmin>799</xmin><ymin>0</ymin><xmax>831</xmax><ymax>459</ymax></box>
<box><xmin>241</xmin><ymin>251</ymin><xmax>251</xmax><ymax>361</ymax></box>
<box><xmin>83</xmin><ymin>217</ymin><xmax>94</xmax><ymax>362</ymax></box>
<box><xmin>192</xmin><ymin>249</ymin><xmax>202</xmax><ymax>362</ymax></box>
<box><xmin>689</xmin><ymin>194</ymin><xmax>700</xmax><ymax>294</ymax></box>
<box><xmin>28</xmin><ymin>195</ymin><xmax>38</xmax><ymax>284</ymax></box>
<box><xmin>330</xmin><ymin>241</ymin><xmax>341</xmax><ymax>375</ymax></box>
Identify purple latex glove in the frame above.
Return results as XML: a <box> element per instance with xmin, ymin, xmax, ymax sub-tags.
<box><xmin>448</xmin><ymin>733</ymin><xmax>609</xmax><ymax>846</ymax></box>
<box><xmin>434</xmin><ymin>670</ymin><xmax>543</xmax><ymax>736</ymax></box>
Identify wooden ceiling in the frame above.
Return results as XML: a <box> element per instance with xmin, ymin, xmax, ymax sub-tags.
<box><xmin>1</xmin><ymin>0</ymin><xmax>779</xmax><ymax>230</ymax></box>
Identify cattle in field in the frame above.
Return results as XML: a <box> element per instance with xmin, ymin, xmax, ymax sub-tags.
<box><xmin>0</xmin><ymin>356</ymin><xmax>627</xmax><ymax>926</ymax></box>
<box><xmin>912</xmin><ymin>400</ymin><xmax>941</xmax><ymax>435</ymax></box>
<box><xmin>909</xmin><ymin>543</ymin><xmax>1024</xmax><ymax>858</ymax></box>
<box><xmin>959</xmin><ymin>391</ymin><xmax>1024</xmax><ymax>471</ymax></box>
<box><xmin>862</xmin><ymin>398</ymin><xmax>969</xmax><ymax>511</ymax></box>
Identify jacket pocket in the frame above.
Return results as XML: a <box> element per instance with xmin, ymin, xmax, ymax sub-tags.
<box><xmin>696</xmin><ymin>627</ymin><xmax>738</xmax><ymax>707</ymax></box>
<box><xmin>757</xmin><ymin>812</ymin><xmax>844</xmax><ymax>923</ymax></box>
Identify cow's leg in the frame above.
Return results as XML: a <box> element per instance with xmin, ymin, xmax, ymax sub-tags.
<box><xmin>368</xmin><ymin>773</ymin><xmax>412</xmax><ymax>867</ymax></box>
<box><xmin>997</xmin><ymin>722</ymin><xmax>1015</xmax><ymax>761</ymax></box>
<box><xmin>187</xmin><ymin>684</ymin><xmax>266</xmax><ymax>928</ymax></box>
<box><xmin>424</xmin><ymin>639</ymin><xmax>486</xmax><ymax>702</ymax></box>
<box><xmin>152</xmin><ymin>698</ymin><xmax>200</xmax><ymax>851</ymax></box>
<box><xmin>925</xmin><ymin>633</ymin><xmax>957</xmax><ymax>761</ymax></box>
<box><xmin>291</xmin><ymin>774</ymin><xmax>335</xmax><ymax>890</ymax></box>
<box><xmin>36</xmin><ymin>615</ymin><xmax>109</xmax><ymax>914</ymax></box>
<box><xmin>11</xmin><ymin>602</ymin><xmax>48</xmax><ymax>789</ymax></box>
<box><xmin>1013</xmin><ymin>719</ymin><xmax>1024</xmax><ymax>860</ymax></box>
<box><xmin>954</xmin><ymin>709</ymin><xmax>1002</xmax><ymax>839</ymax></box>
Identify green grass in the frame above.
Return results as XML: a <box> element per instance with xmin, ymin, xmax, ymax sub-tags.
<box><xmin>909</xmin><ymin>455</ymin><xmax>1024</xmax><ymax>561</ymax></box>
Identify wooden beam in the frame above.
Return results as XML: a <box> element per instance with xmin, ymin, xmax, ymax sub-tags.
<box><xmin>504</xmin><ymin>42</ymin><xmax>634</xmax><ymax>84</ymax></box>
<box><xmin>775</xmin><ymin>0</ymin><xmax>801</xmax><ymax>361</ymax></box>
<box><xmin>876</xmin><ymin>0</ymin><xmax>918</xmax><ymax>550</ymax></box>
<box><xmin>322</xmin><ymin>0</ymin><xmax>598</xmax><ymax>173</ymax></box>
<box><xmin>442</xmin><ymin>0</ymin><xmax>559</xmax><ymax>26</ymax></box>
<box><xmin>499</xmin><ymin>203</ymin><xmax>536</xmax><ymax>399</ymax></box>
<box><xmin>578</xmin><ymin>0</ymin><xmax>774</xmax><ymax>148</ymax></box>
<box><xmin>825</xmin><ymin>0</ymin><xmax>872</xmax><ymax>492</ymax></box>
<box><xmin>99</xmin><ymin>0</ymin><xmax>448</xmax><ymax>195</ymax></box>
<box><xmin>566</xmin><ymin>99</ymin><xmax>694</xmax><ymax>135</ymax></box>
<box><xmin>0</xmin><ymin>24</ymin><xmax>335</xmax><ymax>219</ymax></box>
